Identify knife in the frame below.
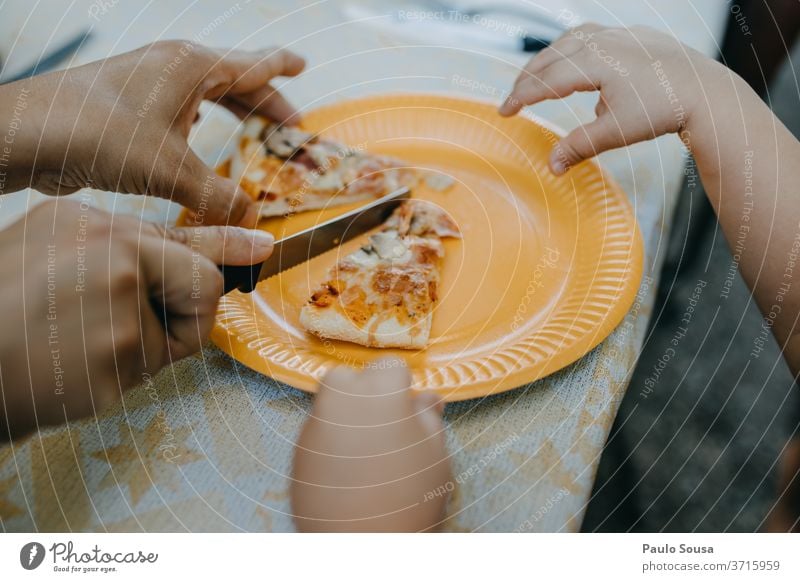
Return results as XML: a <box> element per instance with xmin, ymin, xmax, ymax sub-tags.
<box><xmin>220</xmin><ymin>187</ymin><xmax>412</xmax><ymax>294</ymax></box>
<box><xmin>0</xmin><ymin>29</ymin><xmax>91</xmax><ymax>84</ymax></box>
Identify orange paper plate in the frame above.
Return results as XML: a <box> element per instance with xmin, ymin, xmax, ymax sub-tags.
<box><xmin>207</xmin><ymin>94</ymin><xmax>643</xmax><ymax>401</ymax></box>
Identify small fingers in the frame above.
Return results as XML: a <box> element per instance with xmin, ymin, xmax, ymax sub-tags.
<box><xmin>566</xmin><ymin>22</ymin><xmax>607</xmax><ymax>38</ymax></box>
<box><xmin>412</xmin><ymin>391</ymin><xmax>446</xmax><ymax>441</ymax></box>
<box><xmin>501</xmin><ymin>22</ymin><xmax>610</xmax><ymax>117</ymax></box>
<box><xmin>500</xmin><ymin>57</ymin><xmax>597</xmax><ymax>116</ymax></box>
<box><xmin>319</xmin><ymin>358</ymin><xmax>411</xmax><ymax>399</ymax></box>
<box><xmin>318</xmin><ymin>366</ymin><xmax>359</xmax><ymax>396</ymax></box>
<box><xmin>314</xmin><ymin>358</ymin><xmax>412</xmax><ymax>426</ymax></box>
<box><xmin>361</xmin><ymin>357</ymin><xmax>412</xmax><ymax>397</ymax></box>
<box><xmin>550</xmin><ymin>114</ymin><xmax>624</xmax><ymax>174</ymax></box>
<box><xmin>413</xmin><ymin>391</ymin><xmax>445</xmax><ymax>416</ymax></box>
<box><xmin>511</xmin><ymin>27</ymin><xmax>592</xmax><ymax>88</ymax></box>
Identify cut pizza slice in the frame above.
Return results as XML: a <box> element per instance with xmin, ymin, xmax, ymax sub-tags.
<box><xmin>230</xmin><ymin>117</ymin><xmax>430</xmax><ymax>218</ymax></box>
<box><xmin>299</xmin><ymin>200</ymin><xmax>460</xmax><ymax>349</ymax></box>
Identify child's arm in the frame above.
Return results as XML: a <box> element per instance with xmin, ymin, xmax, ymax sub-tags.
<box><xmin>290</xmin><ymin>359</ymin><xmax>451</xmax><ymax>532</ymax></box>
<box><xmin>500</xmin><ymin>24</ymin><xmax>800</xmax><ymax>377</ymax></box>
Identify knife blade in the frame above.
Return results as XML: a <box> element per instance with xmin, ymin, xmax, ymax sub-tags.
<box><xmin>220</xmin><ymin>187</ymin><xmax>411</xmax><ymax>294</ymax></box>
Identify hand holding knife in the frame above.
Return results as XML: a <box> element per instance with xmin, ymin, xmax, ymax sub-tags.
<box><xmin>220</xmin><ymin>187</ymin><xmax>411</xmax><ymax>294</ymax></box>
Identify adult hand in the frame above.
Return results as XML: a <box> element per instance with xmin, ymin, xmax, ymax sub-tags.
<box><xmin>0</xmin><ymin>200</ymin><xmax>273</xmax><ymax>438</ymax></box>
<box><xmin>0</xmin><ymin>41</ymin><xmax>305</xmax><ymax>225</ymax></box>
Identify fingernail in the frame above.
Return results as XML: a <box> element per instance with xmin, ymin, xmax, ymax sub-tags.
<box><xmin>499</xmin><ymin>96</ymin><xmax>516</xmax><ymax>115</ymax></box>
<box><xmin>249</xmin><ymin>230</ymin><xmax>274</xmax><ymax>250</ymax></box>
<box><xmin>550</xmin><ymin>149</ymin><xmax>567</xmax><ymax>175</ymax></box>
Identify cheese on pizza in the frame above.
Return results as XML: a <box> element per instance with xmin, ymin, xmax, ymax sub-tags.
<box><xmin>299</xmin><ymin>201</ymin><xmax>460</xmax><ymax>349</ymax></box>
<box><xmin>230</xmin><ymin>117</ymin><xmax>424</xmax><ymax>218</ymax></box>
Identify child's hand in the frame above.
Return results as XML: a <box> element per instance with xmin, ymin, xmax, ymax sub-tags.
<box><xmin>499</xmin><ymin>24</ymin><xmax>726</xmax><ymax>174</ymax></box>
<box><xmin>291</xmin><ymin>358</ymin><xmax>451</xmax><ymax>532</ymax></box>
<box><xmin>767</xmin><ymin>436</ymin><xmax>800</xmax><ymax>532</ymax></box>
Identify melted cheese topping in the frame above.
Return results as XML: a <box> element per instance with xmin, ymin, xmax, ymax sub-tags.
<box><xmin>232</xmin><ymin>117</ymin><xmax>419</xmax><ymax>209</ymax></box>
<box><xmin>304</xmin><ymin>199</ymin><xmax>463</xmax><ymax>349</ymax></box>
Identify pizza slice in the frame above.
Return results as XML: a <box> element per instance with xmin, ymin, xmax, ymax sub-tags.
<box><xmin>299</xmin><ymin>200</ymin><xmax>460</xmax><ymax>349</ymax></box>
<box><xmin>230</xmin><ymin>117</ymin><xmax>429</xmax><ymax>218</ymax></box>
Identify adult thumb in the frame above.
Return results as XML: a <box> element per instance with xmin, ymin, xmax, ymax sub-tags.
<box><xmin>160</xmin><ymin>224</ymin><xmax>274</xmax><ymax>266</ymax></box>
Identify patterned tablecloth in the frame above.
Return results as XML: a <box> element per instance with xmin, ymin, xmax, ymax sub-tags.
<box><xmin>0</xmin><ymin>0</ymin><xmax>727</xmax><ymax>532</ymax></box>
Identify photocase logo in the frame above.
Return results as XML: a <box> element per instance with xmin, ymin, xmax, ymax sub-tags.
<box><xmin>20</xmin><ymin>542</ymin><xmax>46</xmax><ymax>570</ymax></box>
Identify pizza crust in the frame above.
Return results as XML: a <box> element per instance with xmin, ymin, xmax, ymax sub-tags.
<box><xmin>299</xmin><ymin>307</ymin><xmax>431</xmax><ymax>349</ymax></box>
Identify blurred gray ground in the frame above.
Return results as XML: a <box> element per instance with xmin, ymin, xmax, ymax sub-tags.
<box><xmin>582</xmin><ymin>46</ymin><xmax>800</xmax><ymax>532</ymax></box>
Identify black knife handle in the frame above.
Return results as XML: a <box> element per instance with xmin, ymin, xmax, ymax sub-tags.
<box><xmin>219</xmin><ymin>263</ymin><xmax>260</xmax><ymax>294</ymax></box>
<box><xmin>522</xmin><ymin>36</ymin><xmax>550</xmax><ymax>52</ymax></box>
